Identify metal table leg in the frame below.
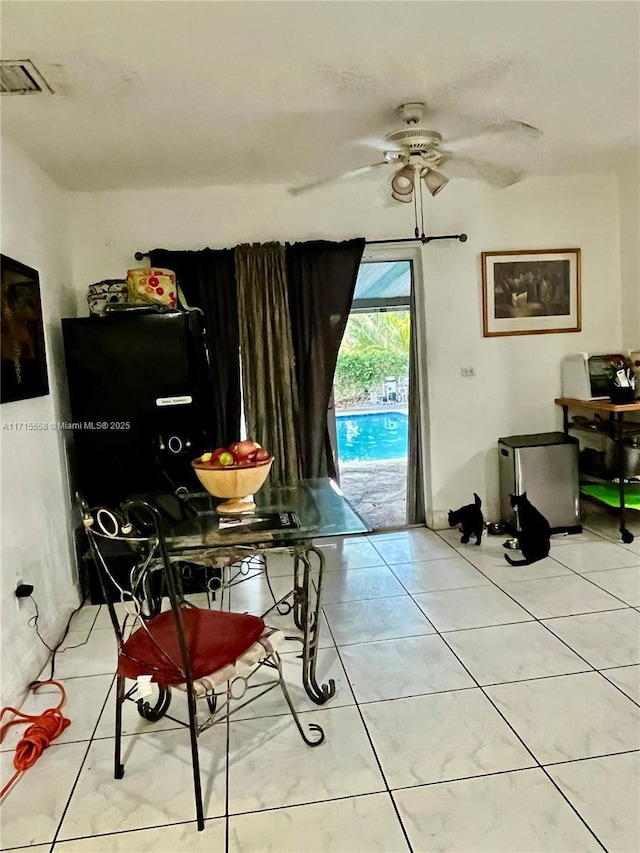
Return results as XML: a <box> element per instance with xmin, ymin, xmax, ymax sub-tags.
<box><xmin>293</xmin><ymin>544</ymin><xmax>335</xmax><ymax>704</ymax></box>
<box><xmin>615</xmin><ymin>412</ymin><xmax>634</xmax><ymax>543</ymax></box>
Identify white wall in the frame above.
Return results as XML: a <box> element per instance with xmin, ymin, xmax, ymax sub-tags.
<box><xmin>69</xmin><ymin>172</ymin><xmax>623</xmax><ymax>527</ymax></box>
<box><xmin>0</xmin><ymin>137</ymin><xmax>79</xmax><ymax>708</ymax></box>
<box><xmin>617</xmin><ymin>152</ymin><xmax>640</xmax><ymax>349</ymax></box>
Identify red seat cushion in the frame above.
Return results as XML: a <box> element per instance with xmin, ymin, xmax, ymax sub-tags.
<box><xmin>118</xmin><ymin>608</ymin><xmax>266</xmax><ymax>685</ymax></box>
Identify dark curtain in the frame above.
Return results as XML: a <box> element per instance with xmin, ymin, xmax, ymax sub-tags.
<box><xmin>235</xmin><ymin>243</ymin><xmax>300</xmax><ymax>485</ymax></box>
<box><xmin>149</xmin><ymin>249</ymin><xmax>241</xmax><ymax>448</ymax></box>
<box><xmin>406</xmin><ymin>284</ymin><xmax>425</xmax><ymax>524</ymax></box>
<box><xmin>286</xmin><ymin>238</ymin><xmax>365</xmax><ymax>479</ymax></box>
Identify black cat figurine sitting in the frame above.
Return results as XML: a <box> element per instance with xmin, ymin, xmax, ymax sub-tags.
<box><xmin>448</xmin><ymin>493</ymin><xmax>484</xmax><ymax>545</ymax></box>
<box><xmin>504</xmin><ymin>493</ymin><xmax>551</xmax><ymax>566</ymax></box>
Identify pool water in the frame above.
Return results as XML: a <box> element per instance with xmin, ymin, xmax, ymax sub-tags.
<box><xmin>336</xmin><ymin>411</ymin><xmax>408</xmax><ymax>462</ymax></box>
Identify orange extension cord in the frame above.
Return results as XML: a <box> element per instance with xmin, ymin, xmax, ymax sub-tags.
<box><xmin>0</xmin><ymin>680</ymin><xmax>71</xmax><ymax>800</ymax></box>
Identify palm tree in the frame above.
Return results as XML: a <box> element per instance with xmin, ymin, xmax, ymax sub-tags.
<box><xmin>335</xmin><ymin>311</ymin><xmax>410</xmax><ymax>404</ymax></box>
<box><xmin>341</xmin><ymin>312</ymin><xmax>410</xmax><ymax>355</ymax></box>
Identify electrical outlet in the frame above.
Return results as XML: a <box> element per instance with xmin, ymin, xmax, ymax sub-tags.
<box><xmin>15</xmin><ymin>582</ymin><xmax>33</xmax><ymax>604</ymax></box>
<box><xmin>460</xmin><ymin>366</ymin><xmax>476</xmax><ymax>378</ymax></box>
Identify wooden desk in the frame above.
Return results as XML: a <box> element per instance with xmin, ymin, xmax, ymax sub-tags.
<box><xmin>555</xmin><ymin>397</ymin><xmax>640</xmax><ymax>542</ymax></box>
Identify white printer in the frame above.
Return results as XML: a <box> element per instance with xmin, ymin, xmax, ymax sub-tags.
<box><xmin>561</xmin><ymin>352</ymin><xmax>628</xmax><ymax>400</ymax></box>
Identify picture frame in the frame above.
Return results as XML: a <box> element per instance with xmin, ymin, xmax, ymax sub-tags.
<box><xmin>1</xmin><ymin>254</ymin><xmax>49</xmax><ymax>403</ymax></box>
<box><xmin>481</xmin><ymin>248</ymin><xmax>581</xmax><ymax>337</ymax></box>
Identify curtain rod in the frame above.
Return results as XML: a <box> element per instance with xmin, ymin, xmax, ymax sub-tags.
<box><xmin>134</xmin><ymin>232</ymin><xmax>467</xmax><ymax>260</ymax></box>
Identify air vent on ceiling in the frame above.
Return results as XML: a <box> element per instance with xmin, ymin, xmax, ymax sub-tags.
<box><xmin>1</xmin><ymin>60</ymin><xmax>53</xmax><ymax>94</ymax></box>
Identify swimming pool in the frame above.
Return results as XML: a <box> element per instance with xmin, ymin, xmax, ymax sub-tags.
<box><xmin>336</xmin><ymin>411</ymin><xmax>408</xmax><ymax>462</ymax></box>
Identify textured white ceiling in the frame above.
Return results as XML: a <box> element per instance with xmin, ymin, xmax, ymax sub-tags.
<box><xmin>1</xmin><ymin>1</ymin><xmax>638</xmax><ymax>191</ymax></box>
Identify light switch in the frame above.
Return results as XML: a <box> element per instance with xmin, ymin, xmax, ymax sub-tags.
<box><xmin>460</xmin><ymin>367</ymin><xmax>476</xmax><ymax>377</ymax></box>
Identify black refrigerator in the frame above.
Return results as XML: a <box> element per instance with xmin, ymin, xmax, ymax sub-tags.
<box><xmin>62</xmin><ymin>310</ymin><xmax>214</xmax><ymax>506</ymax></box>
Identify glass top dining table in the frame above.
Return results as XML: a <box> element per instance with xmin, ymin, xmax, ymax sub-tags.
<box><xmin>162</xmin><ymin>477</ymin><xmax>371</xmax><ymax>552</ymax></box>
<box><xmin>161</xmin><ymin>478</ymin><xmax>371</xmax><ymax>704</ymax></box>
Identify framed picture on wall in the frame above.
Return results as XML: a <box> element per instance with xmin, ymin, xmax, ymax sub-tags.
<box><xmin>1</xmin><ymin>255</ymin><xmax>49</xmax><ymax>403</ymax></box>
<box><xmin>481</xmin><ymin>248</ymin><xmax>581</xmax><ymax>337</ymax></box>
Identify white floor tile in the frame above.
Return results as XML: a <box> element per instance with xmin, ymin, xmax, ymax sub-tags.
<box><xmin>93</xmin><ymin>680</ymin><xmax>187</xmax><ymax>740</ymax></box>
<box><xmin>394</xmin><ymin>768</ymin><xmax>602</xmax><ymax>852</ymax></box>
<box><xmin>0</xmin><ymin>741</ymin><xmax>88</xmax><ymax>849</ymax></box>
<box><xmin>226</xmin><ymin>573</ymin><xmax>334</xmax><ymax>651</ymax></box>
<box><xmin>485</xmin><ymin>672</ymin><xmax>640</xmax><ymax>764</ymax></box>
<box><xmin>443</xmin><ymin>622</ymin><xmax>591</xmax><ymax>685</ymax></box>
<box><xmin>389</xmin><ymin>556</ymin><xmax>490</xmax><ymax>593</ymax></box>
<box><xmin>314</xmin><ymin>536</ymin><xmax>386</xmax><ymax>571</ymax></box>
<box><xmin>601</xmin><ymin>665</ymin><xmax>640</xmax><ymax>703</ymax></box>
<box><xmin>541</xmin><ymin>609</ymin><xmax>640</xmax><ymax>668</ymax></box>
<box><xmin>339</xmin><ymin>634</ymin><xmax>475</xmax><ymax>702</ymax></box>
<box><xmin>0</xmin><ymin>674</ymin><xmax>113</xmax><ymax>752</ymax></box>
<box><xmin>54</xmin><ymin>817</ymin><xmax>226</xmax><ymax>851</ymax></box>
<box><xmin>551</xmin><ymin>541</ymin><xmax>640</xmax><ymax>573</ymax></box>
<box><xmin>412</xmin><ymin>585</ymin><xmax>534</xmax><ymax>632</ymax></box>
<box><xmin>229</xmin><ymin>793</ymin><xmax>410</xmax><ymax>852</ymax></box>
<box><xmin>361</xmin><ymin>689</ymin><xmax>535</xmax><ymax>788</ymax></box>
<box><xmin>323</xmin><ymin>595</ymin><xmax>435</xmax><ymax>645</ymax></box>
<box><xmin>581</xmin><ymin>502</ymin><xmax>640</xmax><ymax>544</ymax></box>
<box><xmin>548</xmin><ymin>751</ymin><xmax>640</xmax><ymax>853</ymax></box>
<box><xmin>227</xmin><ymin>572</ymin><xmax>294</xmax><ymax>617</ymax></box>
<box><xmin>263</xmin><ymin>548</ymin><xmax>296</xmax><ymax>577</ymax></box>
<box><xmin>499</xmin><ymin>574</ymin><xmax>627</xmax><ymax>618</ymax></box>
<box><xmin>92</xmin><ymin>602</ymin><xmax>138</xmax><ymax>630</ymax></box>
<box><xmin>426</xmin><ymin>526</ymin><xmax>474</xmax><ymax>550</ymax></box>
<box><xmin>461</xmin><ymin>549</ymin><xmax>573</xmax><ymax>584</ymax></box>
<box><xmin>57</xmin><ymin>726</ymin><xmax>228</xmax><ymax>839</ymax></box>
<box><xmin>550</xmin><ymin>530</ymin><xmax>607</xmax><ymax>546</ymax></box>
<box><xmin>41</xmin><ymin>627</ymin><xmax>118</xmax><ymax>681</ymax></box>
<box><xmin>370</xmin><ymin>530</ymin><xmax>458</xmax><ymax>564</ymax></box>
<box><xmin>68</xmin><ymin>603</ymin><xmax>102</xmax><ymax>633</ymax></box>
<box><xmin>320</xmin><ymin>564</ymin><xmax>407</xmax><ymax>604</ymax></box>
<box><xmin>230</xmin><ymin>646</ymin><xmax>356</xmax><ymax>720</ymax></box>
<box><xmin>5</xmin><ymin>516</ymin><xmax>640</xmax><ymax>853</ymax></box>
<box><xmin>581</xmin><ymin>565</ymin><xmax>640</xmax><ymax>605</ymax></box>
<box><xmin>227</xmin><ymin>706</ymin><xmax>385</xmax><ymax>813</ymax></box>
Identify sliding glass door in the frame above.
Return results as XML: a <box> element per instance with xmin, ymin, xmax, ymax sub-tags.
<box><xmin>330</xmin><ymin>259</ymin><xmax>421</xmax><ymax>530</ymax></box>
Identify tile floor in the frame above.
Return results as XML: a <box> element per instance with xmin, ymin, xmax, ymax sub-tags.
<box><xmin>1</xmin><ymin>502</ymin><xmax>639</xmax><ymax>852</ymax></box>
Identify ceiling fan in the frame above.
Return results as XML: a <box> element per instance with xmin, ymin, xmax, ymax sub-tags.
<box><xmin>288</xmin><ymin>101</ymin><xmax>541</xmax><ymax>200</ymax></box>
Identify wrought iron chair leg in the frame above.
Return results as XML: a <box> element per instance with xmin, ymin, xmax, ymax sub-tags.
<box><xmin>114</xmin><ymin>675</ymin><xmax>125</xmax><ymax>779</ymax></box>
<box><xmin>185</xmin><ymin>686</ymin><xmax>205</xmax><ymax>830</ymax></box>
<box><xmin>275</xmin><ymin>656</ymin><xmax>325</xmax><ymax>747</ymax></box>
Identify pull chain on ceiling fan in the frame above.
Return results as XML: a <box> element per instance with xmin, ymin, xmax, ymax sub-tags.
<box><xmin>393</xmin><ymin>160</ymin><xmax>444</xmax><ymax>238</ymax></box>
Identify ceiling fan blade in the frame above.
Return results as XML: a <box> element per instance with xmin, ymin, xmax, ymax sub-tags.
<box><xmin>443</xmin><ymin>156</ymin><xmax>525</xmax><ymax>188</ymax></box>
<box><xmin>288</xmin><ymin>161</ymin><xmax>388</xmax><ymax>196</ymax></box>
<box><xmin>447</xmin><ymin>120</ymin><xmax>542</xmax><ymax>150</ymax></box>
<box><xmin>356</xmin><ymin>135</ymin><xmax>404</xmax><ymax>152</ymax></box>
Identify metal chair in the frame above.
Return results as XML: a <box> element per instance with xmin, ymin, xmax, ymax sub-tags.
<box><xmin>80</xmin><ymin>497</ymin><xmax>324</xmax><ymax>831</ymax></box>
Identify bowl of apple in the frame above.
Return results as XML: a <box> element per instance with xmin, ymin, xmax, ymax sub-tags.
<box><xmin>191</xmin><ymin>439</ymin><xmax>273</xmax><ymax>514</ymax></box>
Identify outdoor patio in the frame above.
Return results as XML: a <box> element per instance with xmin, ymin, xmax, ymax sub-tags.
<box><xmin>338</xmin><ymin>457</ymin><xmax>407</xmax><ymax>530</ymax></box>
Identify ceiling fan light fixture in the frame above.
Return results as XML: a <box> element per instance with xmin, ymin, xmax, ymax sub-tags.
<box><xmin>391</xmin><ymin>165</ymin><xmax>414</xmax><ymax>195</ymax></box>
<box><xmin>422</xmin><ymin>168</ymin><xmax>449</xmax><ymax>197</ymax></box>
<box><xmin>391</xmin><ymin>188</ymin><xmax>413</xmax><ymax>203</ymax></box>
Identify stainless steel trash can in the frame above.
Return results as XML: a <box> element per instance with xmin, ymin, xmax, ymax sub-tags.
<box><xmin>498</xmin><ymin>432</ymin><xmax>581</xmax><ymax>534</ymax></box>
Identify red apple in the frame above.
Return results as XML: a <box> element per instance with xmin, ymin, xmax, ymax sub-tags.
<box><xmin>230</xmin><ymin>439</ymin><xmax>261</xmax><ymax>463</ymax></box>
<box><xmin>210</xmin><ymin>447</ymin><xmax>227</xmax><ymax>464</ymax></box>
<box><xmin>253</xmin><ymin>448</ymin><xmax>271</xmax><ymax>465</ymax></box>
